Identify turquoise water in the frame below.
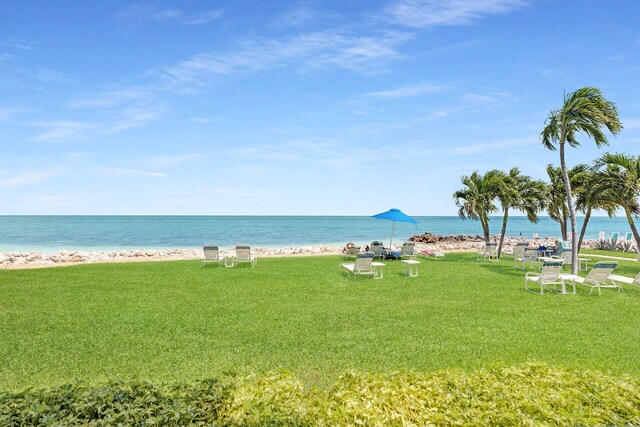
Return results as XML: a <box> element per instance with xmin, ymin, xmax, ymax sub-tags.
<box><xmin>0</xmin><ymin>215</ymin><xmax>632</xmax><ymax>253</ymax></box>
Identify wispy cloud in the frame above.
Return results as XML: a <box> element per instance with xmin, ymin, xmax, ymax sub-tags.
<box><xmin>91</xmin><ymin>166</ymin><xmax>167</xmax><ymax>178</ymax></box>
<box><xmin>101</xmin><ymin>106</ymin><xmax>163</xmax><ymax>135</ymax></box>
<box><xmin>70</xmin><ymin>89</ymin><xmax>149</xmax><ymax>108</ymax></box>
<box><xmin>386</xmin><ymin>0</ymin><xmax>527</xmax><ymax>27</ymax></box>
<box><xmin>144</xmin><ymin>153</ymin><xmax>203</xmax><ymax>168</ymax></box>
<box><xmin>31</xmin><ymin>106</ymin><xmax>162</xmax><ymax>141</ymax></box>
<box><xmin>117</xmin><ymin>5</ymin><xmax>224</xmax><ymax>25</ymax></box>
<box><xmin>153</xmin><ymin>30</ymin><xmax>408</xmax><ymax>88</ymax></box>
<box><xmin>425</xmin><ymin>39</ymin><xmax>488</xmax><ymax>55</ymax></box>
<box><xmin>623</xmin><ymin>118</ymin><xmax>640</xmax><ymax>130</ymax></box>
<box><xmin>32</xmin><ymin>121</ymin><xmax>99</xmax><ymax>142</ymax></box>
<box><xmin>0</xmin><ymin>107</ymin><xmax>28</xmax><ymax>121</ymax></box>
<box><xmin>0</xmin><ymin>169</ymin><xmax>61</xmax><ymax>188</ymax></box>
<box><xmin>448</xmin><ymin>135</ymin><xmax>537</xmax><ymax>155</ymax></box>
<box><xmin>365</xmin><ymin>82</ymin><xmax>450</xmax><ymax>98</ymax></box>
<box><xmin>183</xmin><ymin>9</ymin><xmax>225</xmax><ymax>25</ymax></box>
<box><xmin>0</xmin><ymin>38</ymin><xmax>36</xmax><ymax>50</ymax></box>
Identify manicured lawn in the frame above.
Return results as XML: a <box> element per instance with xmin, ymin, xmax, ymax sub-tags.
<box><xmin>1</xmin><ymin>253</ymin><xmax>640</xmax><ymax>391</ymax></box>
<box><xmin>581</xmin><ymin>248</ymin><xmax>638</xmax><ymax>259</ymax></box>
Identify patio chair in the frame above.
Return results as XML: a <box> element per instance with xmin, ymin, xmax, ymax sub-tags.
<box><xmin>235</xmin><ymin>244</ymin><xmax>257</xmax><ymax>267</ymax></box>
<box><xmin>557</xmin><ymin>251</ymin><xmax>590</xmax><ymax>270</ymax></box>
<box><xmin>507</xmin><ymin>242</ymin><xmax>529</xmax><ymax>259</ymax></box>
<box><xmin>525</xmin><ymin>260</ymin><xmax>573</xmax><ymax>294</ymax></box>
<box><xmin>390</xmin><ymin>242</ymin><xmax>416</xmax><ymax>259</ymax></box>
<box><xmin>610</xmin><ymin>271</ymin><xmax>640</xmax><ymax>286</ymax></box>
<box><xmin>515</xmin><ymin>247</ymin><xmax>538</xmax><ymax>270</ymax></box>
<box><xmin>202</xmin><ymin>244</ymin><xmax>221</xmax><ymax>267</ymax></box>
<box><xmin>476</xmin><ymin>242</ymin><xmax>498</xmax><ymax>262</ymax></box>
<box><xmin>560</xmin><ymin>262</ymin><xmax>621</xmax><ymax>296</ymax></box>
<box><xmin>340</xmin><ymin>252</ymin><xmax>375</xmax><ymax>279</ymax></box>
<box><xmin>370</xmin><ymin>241</ymin><xmax>384</xmax><ymax>259</ymax></box>
<box><xmin>342</xmin><ymin>245</ymin><xmax>361</xmax><ymax>260</ymax></box>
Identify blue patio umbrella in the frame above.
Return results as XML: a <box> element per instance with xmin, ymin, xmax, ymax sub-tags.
<box><xmin>371</xmin><ymin>208</ymin><xmax>419</xmax><ymax>249</ymax></box>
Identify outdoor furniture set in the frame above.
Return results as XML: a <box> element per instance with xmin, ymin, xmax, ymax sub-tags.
<box><xmin>202</xmin><ymin>244</ymin><xmax>257</xmax><ymax>268</ymax></box>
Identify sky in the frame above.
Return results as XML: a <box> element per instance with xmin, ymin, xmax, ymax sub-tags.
<box><xmin>0</xmin><ymin>0</ymin><xmax>639</xmax><ymax>216</ymax></box>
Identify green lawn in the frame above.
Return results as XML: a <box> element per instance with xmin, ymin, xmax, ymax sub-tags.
<box><xmin>1</xmin><ymin>253</ymin><xmax>640</xmax><ymax>391</ymax></box>
<box><xmin>581</xmin><ymin>248</ymin><xmax>638</xmax><ymax>259</ymax></box>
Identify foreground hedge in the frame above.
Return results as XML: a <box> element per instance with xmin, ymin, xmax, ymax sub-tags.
<box><xmin>2</xmin><ymin>363</ymin><xmax>639</xmax><ymax>426</ymax></box>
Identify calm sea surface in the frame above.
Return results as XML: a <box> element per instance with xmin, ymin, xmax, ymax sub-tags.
<box><xmin>0</xmin><ymin>215</ymin><xmax>632</xmax><ymax>253</ymax></box>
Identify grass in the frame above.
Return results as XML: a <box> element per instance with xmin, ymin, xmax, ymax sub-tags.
<box><xmin>581</xmin><ymin>248</ymin><xmax>638</xmax><ymax>259</ymax></box>
<box><xmin>1</xmin><ymin>253</ymin><xmax>640</xmax><ymax>391</ymax></box>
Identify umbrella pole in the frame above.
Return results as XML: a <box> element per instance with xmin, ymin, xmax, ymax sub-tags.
<box><xmin>390</xmin><ymin>221</ymin><xmax>395</xmax><ymax>249</ymax></box>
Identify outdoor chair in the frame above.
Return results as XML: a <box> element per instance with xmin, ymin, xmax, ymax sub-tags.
<box><xmin>340</xmin><ymin>252</ymin><xmax>375</xmax><ymax>279</ymax></box>
<box><xmin>506</xmin><ymin>242</ymin><xmax>529</xmax><ymax>259</ymax></box>
<box><xmin>556</xmin><ymin>251</ymin><xmax>590</xmax><ymax>271</ymax></box>
<box><xmin>235</xmin><ymin>244</ymin><xmax>257</xmax><ymax>267</ymax></box>
<box><xmin>610</xmin><ymin>272</ymin><xmax>640</xmax><ymax>286</ymax></box>
<box><xmin>560</xmin><ymin>262</ymin><xmax>621</xmax><ymax>296</ymax></box>
<box><xmin>370</xmin><ymin>241</ymin><xmax>384</xmax><ymax>259</ymax></box>
<box><xmin>391</xmin><ymin>242</ymin><xmax>416</xmax><ymax>259</ymax></box>
<box><xmin>515</xmin><ymin>247</ymin><xmax>538</xmax><ymax>270</ymax></box>
<box><xmin>202</xmin><ymin>244</ymin><xmax>221</xmax><ymax>267</ymax></box>
<box><xmin>525</xmin><ymin>260</ymin><xmax>572</xmax><ymax>294</ymax></box>
<box><xmin>342</xmin><ymin>245</ymin><xmax>361</xmax><ymax>260</ymax></box>
<box><xmin>476</xmin><ymin>242</ymin><xmax>498</xmax><ymax>262</ymax></box>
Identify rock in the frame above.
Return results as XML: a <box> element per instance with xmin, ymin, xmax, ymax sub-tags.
<box><xmin>26</xmin><ymin>253</ymin><xmax>42</xmax><ymax>262</ymax></box>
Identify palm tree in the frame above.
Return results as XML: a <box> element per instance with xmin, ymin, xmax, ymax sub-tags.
<box><xmin>594</xmin><ymin>153</ymin><xmax>640</xmax><ymax>250</ymax></box>
<box><xmin>494</xmin><ymin>168</ymin><xmax>546</xmax><ymax>257</ymax></box>
<box><xmin>545</xmin><ymin>164</ymin><xmax>588</xmax><ymax>240</ymax></box>
<box><xmin>574</xmin><ymin>169</ymin><xmax>617</xmax><ymax>251</ymax></box>
<box><xmin>541</xmin><ymin>87</ymin><xmax>622</xmax><ymax>274</ymax></box>
<box><xmin>453</xmin><ymin>171</ymin><xmax>501</xmax><ymax>243</ymax></box>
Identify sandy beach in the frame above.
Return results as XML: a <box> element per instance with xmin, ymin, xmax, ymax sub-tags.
<box><xmin>0</xmin><ymin>235</ymin><xmax>583</xmax><ymax>270</ymax></box>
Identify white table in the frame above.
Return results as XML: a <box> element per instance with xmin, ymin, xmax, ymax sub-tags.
<box><xmin>402</xmin><ymin>260</ymin><xmax>421</xmax><ymax>277</ymax></box>
<box><xmin>371</xmin><ymin>262</ymin><xmax>385</xmax><ymax>279</ymax></box>
<box><xmin>223</xmin><ymin>254</ymin><xmax>236</xmax><ymax>267</ymax></box>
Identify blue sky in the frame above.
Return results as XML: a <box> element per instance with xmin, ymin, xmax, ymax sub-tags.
<box><xmin>1</xmin><ymin>0</ymin><xmax>638</xmax><ymax>215</ymax></box>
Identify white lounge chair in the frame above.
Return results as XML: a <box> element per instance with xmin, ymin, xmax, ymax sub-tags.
<box><xmin>525</xmin><ymin>260</ymin><xmax>573</xmax><ymax>294</ymax></box>
<box><xmin>340</xmin><ymin>252</ymin><xmax>375</xmax><ymax>279</ymax></box>
<box><xmin>202</xmin><ymin>244</ymin><xmax>221</xmax><ymax>267</ymax></box>
<box><xmin>557</xmin><ymin>251</ymin><xmax>590</xmax><ymax>271</ymax></box>
<box><xmin>370</xmin><ymin>241</ymin><xmax>384</xmax><ymax>259</ymax></box>
<box><xmin>507</xmin><ymin>242</ymin><xmax>529</xmax><ymax>259</ymax></box>
<box><xmin>476</xmin><ymin>242</ymin><xmax>498</xmax><ymax>262</ymax></box>
<box><xmin>342</xmin><ymin>245</ymin><xmax>361</xmax><ymax>260</ymax></box>
<box><xmin>560</xmin><ymin>262</ymin><xmax>621</xmax><ymax>296</ymax></box>
<box><xmin>610</xmin><ymin>272</ymin><xmax>640</xmax><ymax>286</ymax></box>
<box><xmin>515</xmin><ymin>247</ymin><xmax>538</xmax><ymax>270</ymax></box>
<box><xmin>391</xmin><ymin>242</ymin><xmax>416</xmax><ymax>259</ymax></box>
<box><xmin>235</xmin><ymin>244</ymin><xmax>257</xmax><ymax>267</ymax></box>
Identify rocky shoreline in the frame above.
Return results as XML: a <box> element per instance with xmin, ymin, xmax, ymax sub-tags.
<box><xmin>0</xmin><ymin>235</ymin><xmax>594</xmax><ymax>270</ymax></box>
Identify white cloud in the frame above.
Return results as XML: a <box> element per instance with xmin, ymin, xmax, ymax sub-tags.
<box><xmin>152</xmin><ymin>30</ymin><xmax>408</xmax><ymax>87</ymax></box>
<box><xmin>32</xmin><ymin>121</ymin><xmax>99</xmax><ymax>142</ymax></box>
<box><xmin>0</xmin><ymin>169</ymin><xmax>61</xmax><ymax>188</ymax></box>
<box><xmin>622</xmin><ymin>118</ymin><xmax>640</xmax><ymax>130</ymax></box>
<box><xmin>70</xmin><ymin>89</ymin><xmax>149</xmax><ymax>108</ymax></box>
<box><xmin>448</xmin><ymin>136</ymin><xmax>538</xmax><ymax>155</ymax></box>
<box><xmin>0</xmin><ymin>39</ymin><xmax>36</xmax><ymax>50</ymax></box>
<box><xmin>183</xmin><ymin>9</ymin><xmax>225</xmax><ymax>25</ymax></box>
<box><xmin>117</xmin><ymin>5</ymin><xmax>224</xmax><ymax>25</ymax></box>
<box><xmin>101</xmin><ymin>106</ymin><xmax>163</xmax><ymax>134</ymax></box>
<box><xmin>144</xmin><ymin>153</ymin><xmax>203</xmax><ymax>168</ymax></box>
<box><xmin>365</xmin><ymin>82</ymin><xmax>450</xmax><ymax>98</ymax></box>
<box><xmin>91</xmin><ymin>167</ymin><xmax>167</xmax><ymax>178</ymax></box>
<box><xmin>386</xmin><ymin>0</ymin><xmax>527</xmax><ymax>27</ymax></box>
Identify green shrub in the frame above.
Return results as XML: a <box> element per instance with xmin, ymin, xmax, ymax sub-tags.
<box><xmin>2</xmin><ymin>363</ymin><xmax>639</xmax><ymax>426</ymax></box>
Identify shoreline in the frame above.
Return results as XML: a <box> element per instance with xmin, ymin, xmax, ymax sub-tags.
<box><xmin>0</xmin><ymin>236</ymin><xmax>591</xmax><ymax>270</ymax></box>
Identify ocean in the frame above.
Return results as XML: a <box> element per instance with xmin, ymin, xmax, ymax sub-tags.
<box><xmin>0</xmin><ymin>215</ymin><xmax>632</xmax><ymax>253</ymax></box>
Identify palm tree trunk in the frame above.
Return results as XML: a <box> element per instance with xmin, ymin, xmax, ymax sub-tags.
<box><xmin>560</xmin><ymin>219</ymin><xmax>567</xmax><ymax>241</ymax></box>
<box><xmin>497</xmin><ymin>209</ymin><xmax>509</xmax><ymax>258</ymax></box>
<box><xmin>577</xmin><ymin>209</ymin><xmax>591</xmax><ymax>251</ymax></box>
<box><xmin>559</xmin><ymin>142</ymin><xmax>579</xmax><ymax>274</ymax></box>
<box><xmin>624</xmin><ymin>207</ymin><xmax>640</xmax><ymax>259</ymax></box>
<box><xmin>480</xmin><ymin>215</ymin><xmax>490</xmax><ymax>243</ymax></box>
